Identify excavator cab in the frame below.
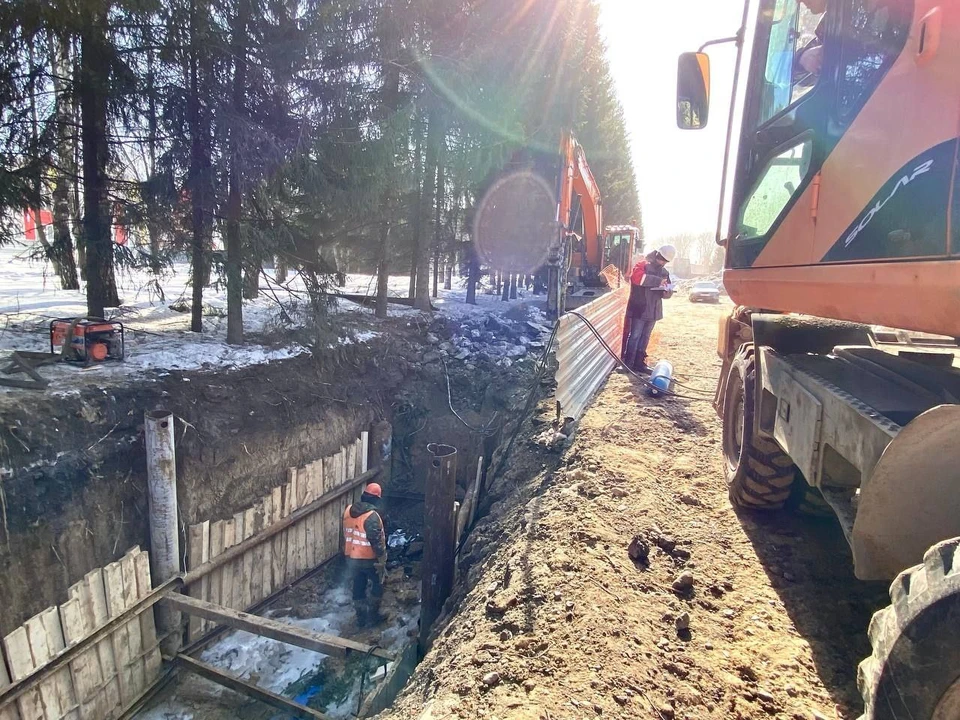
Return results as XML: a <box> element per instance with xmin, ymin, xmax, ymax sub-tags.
<box><xmin>679</xmin><ymin>3</ymin><xmax>960</xmax><ymax>717</ymax></box>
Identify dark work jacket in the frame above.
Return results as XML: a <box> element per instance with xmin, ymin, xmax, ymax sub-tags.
<box><xmin>627</xmin><ymin>255</ymin><xmax>672</xmax><ymax>322</ymax></box>
<box><xmin>346</xmin><ymin>500</ymin><xmax>386</xmax><ymax>561</ymax></box>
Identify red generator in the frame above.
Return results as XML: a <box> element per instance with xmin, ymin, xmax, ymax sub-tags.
<box><xmin>50</xmin><ymin>317</ymin><xmax>125</xmax><ymax>363</ymax></box>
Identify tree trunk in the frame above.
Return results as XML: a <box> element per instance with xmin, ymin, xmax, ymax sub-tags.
<box><xmin>146</xmin><ymin>46</ymin><xmax>162</xmax><ymax>274</ymax></box>
<box><xmin>465</xmin><ymin>243</ymin><xmax>479</xmax><ymax>305</ymax></box>
<box><xmin>225</xmin><ymin>0</ymin><xmax>250</xmax><ymax>345</ymax></box>
<box><xmin>375</xmin><ymin>219</ymin><xmax>391</xmax><ymax>319</ymax></box>
<box><xmin>431</xmin><ymin>137</ymin><xmax>445</xmax><ymax>300</ymax></box>
<box><xmin>187</xmin><ymin>0</ymin><xmax>211</xmax><ymax>333</ymax></box>
<box><xmin>80</xmin><ymin>14</ymin><xmax>120</xmax><ymax>317</ymax></box>
<box><xmin>408</xmin><ymin>113</ymin><xmax>424</xmax><ymax>300</ymax></box>
<box><xmin>510</xmin><ymin>273</ymin><xmax>517</xmax><ymax>299</ymax></box>
<box><xmin>243</xmin><ymin>262</ymin><xmax>260</xmax><ymax>300</ymax></box>
<box><xmin>414</xmin><ymin>102</ymin><xmax>442</xmax><ymax>311</ymax></box>
<box><xmin>70</xmin><ymin>37</ymin><xmax>86</xmax><ymax>282</ymax></box>
<box><xmin>276</xmin><ymin>255</ymin><xmax>288</xmax><ymax>284</ymax></box>
<box><xmin>443</xmin><ymin>255</ymin><xmax>453</xmax><ymax>290</ymax></box>
<box><xmin>501</xmin><ymin>273</ymin><xmax>511</xmax><ymax>301</ymax></box>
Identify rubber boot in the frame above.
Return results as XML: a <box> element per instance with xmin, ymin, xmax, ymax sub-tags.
<box><xmin>355</xmin><ymin>601</ymin><xmax>369</xmax><ymax>629</ymax></box>
<box><xmin>367</xmin><ymin>596</ymin><xmax>387</xmax><ymax>626</ymax></box>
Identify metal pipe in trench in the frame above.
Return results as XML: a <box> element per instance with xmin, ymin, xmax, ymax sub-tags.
<box><xmin>145</xmin><ymin>409</ymin><xmax>182</xmax><ymax>654</ymax></box>
<box><xmin>419</xmin><ymin>443</ymin><xmax>458</xmax><ymax>655</ymax></box>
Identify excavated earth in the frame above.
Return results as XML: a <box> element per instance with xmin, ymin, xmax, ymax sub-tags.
<box><xmin>383</xmin><ymin>299</ymin><xmax>890</xmax><ymax>720</ymax></box>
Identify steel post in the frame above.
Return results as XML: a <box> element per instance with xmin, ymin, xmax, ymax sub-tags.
<box><xmin>419</xmin><ymin>443</ymin><xmax>457</xmax><ymax>654</ymax></box>
<box><xmin>145</xmin><ymin>409</ymin><xmax>182</xmax><ymax>653</ymax></box>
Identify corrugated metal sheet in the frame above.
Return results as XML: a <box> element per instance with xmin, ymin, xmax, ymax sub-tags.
<box><xmin>555</xmin><ymin>286</ymin><xmax>629</xmax><ymax>420</ymax></box>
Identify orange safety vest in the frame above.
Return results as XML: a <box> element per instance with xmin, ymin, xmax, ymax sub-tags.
<box><xmin>342</xmin><ymin>506</ymin><xmax>384</xmax><ymax>560</ymax></box>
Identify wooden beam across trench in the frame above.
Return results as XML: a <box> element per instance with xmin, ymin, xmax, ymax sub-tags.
<box><xmin>164</xmin><ymin>594</ymin><xmax>396</xmax><ymax>662</ymax></box>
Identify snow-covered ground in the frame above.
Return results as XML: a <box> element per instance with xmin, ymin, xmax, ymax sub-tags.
<box><xmin>0</xmin><ymin>243</ymin><xmax>544</xmax><ymax>392</ymax></box>
<box><xmin>137</xmin><ymin>586</ymin><xmax>419</xmax><ymax>720</ymax></box>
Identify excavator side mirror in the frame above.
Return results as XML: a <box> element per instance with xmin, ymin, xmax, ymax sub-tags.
<box><xmin>677</xmin><ymin>52</ymin><xmax>711</xmax><ymax>130</ymax></box>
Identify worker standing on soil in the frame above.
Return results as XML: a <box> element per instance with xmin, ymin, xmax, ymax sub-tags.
<box><xmin>624</xmin><ymin>245</ymin><xmax>676</xmax><ymax>373</ymax></box>
<box><xmin>342</xmin><ymin>482</ymin><xmax>387</xmax><ymax>627</ymax></box>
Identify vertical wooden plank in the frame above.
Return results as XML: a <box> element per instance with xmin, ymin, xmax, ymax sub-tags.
<box><xmin>102</xmin><ymin>561</ymin><xmax>133</xmax><ymax>707</ymax></box>
<box><xmin>257</xmin><ymin>495</ymin><xmax>272</xmax><ymax>602</ymax></box>
<box><xmin>118</xmin><ymin>551</ymin><xmax>146</xmax><ymax>700</ymax></box>
<box><xmin>39</xmin><ymin>607</ymin><xmax>79</xmax><ymax>720</ymax></box>
<box><xmin>282</xmin><ymin>475</ymin><xmax>295</xmax><ymax>584</ymax></box>
<box><xmin>325</xmin><ymin>451</ymin><xmax>344</xmax><ymax>565</ymax></box>
<box><xmin>207</xmin><ymin>520</ymin><xmax>225</xmax><ymax>632</ymax></box>
<box><xmin>307</xmin><ymin>461</ymin><xmax>323</xmax><ymax>570</ymax></box>
<box><xmin>60</xmin><ymin>597</ymin><xmax>103</xmax><ymax>720</ymax></box>
<box><xmin>23</xmin><ymin>613</ymin><xmax>62</xmax><ymax>719</ymax></box>
<box><xmin>295</xmin><ymin>468</ymin><xmax>309</xmax><ymax>578</ymax></box>
<box><xmin>230</xmin><ymin>513</ymin><xmax>245</xmax><ymax>609</ymax></box>
<box><xmin>0</xmin><ymin>649</ymin><xmax>24</xmax><ymax>720</ymax></box>
<box><xmin>360</xmin><ymin>431</ymin><xmax>370</xmax><ymax>473</ymax></box>
<box><xmin>221</xmin><ymin>519</ymin><xmax>236</xmax><ymax>611</ymax></box>
<box><xmin>75</xmin><ymin>571</ymin><xmax>120</xmax><ymax>714</ymax></box>
<box><xmin>345</xmin><ymin>444</ymin><xmax>357</xmax><ymax>483</ymax></box>
<box><xmin>3</xmin><ymin>627</ymin><xmax>45</xmax><ymax>720</ymax></box>
<box><xmin>270</xmin><ymin>486</ymin><xmax>284</xmax><ymax>593</ymax></box>
<box><xmin>132</xmin><ymin>552</ymin><xmax>161</xmax><ymax>684</ymax></box>
<box><xmin>186</xmin><ymin>522</ymin><xmax>210</xmax><ymax>642</ymax></box>
<box><xmin>240</xmin><ymin>507</ymin><xmax>256</xmax><ymax>610</ymax></box>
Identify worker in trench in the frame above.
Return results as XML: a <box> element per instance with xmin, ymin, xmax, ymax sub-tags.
<box><xmin>623</xmin><ymin>244</ymin><xmax>677</xmax><ymax>373</ymax></box>
<box><xmin>342</xmin><ymin>482</ymin><xmax>387</xmax><ymax>627</ymax></box>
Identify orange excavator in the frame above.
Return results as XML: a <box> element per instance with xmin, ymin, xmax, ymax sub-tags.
<box><xmin>678</xmin><ymin>1</ymin><xmax>960</xmax><ymax>716</ymax></box>
<box><xmin>550</xmin><ymin>131</ymin><xmax>641</xmax><ymax>313</ymax></box>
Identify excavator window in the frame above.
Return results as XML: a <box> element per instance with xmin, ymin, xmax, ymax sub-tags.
<box><xmin>754</xmin><ymin>0</ymin><xmax>826</xmax><ymax>127</ymax></box>
<box><xmin>736</xmin><ymin>138</ymin><xmax>813</xmax><ymax>239</ymax></box>
<box><xmin>836</xmin><ymin>0</ymin><xmax>908</xmax><ymax>122</ymax></box>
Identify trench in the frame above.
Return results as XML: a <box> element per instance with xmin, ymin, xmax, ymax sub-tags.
<box><xmin>0</xmin><ymin>301</ymin><xmax>556</xmax><ymax>720</ymax></box>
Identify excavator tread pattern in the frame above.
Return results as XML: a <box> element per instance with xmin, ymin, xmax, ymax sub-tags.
<box><xmin>857</xmin><ymin>537</ymin><xmax>960</xmax><ymax>719</ymax></box>
<box><xmin>725</xmin><ymin>356</ymin><xmax>796</xmax><ymax>510</ymax></box>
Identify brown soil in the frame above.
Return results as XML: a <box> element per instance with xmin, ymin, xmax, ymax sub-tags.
<box><xmin>383</xmin><ymin>299</ymin><xmax>890</xmax><ymax>720</ymax></box>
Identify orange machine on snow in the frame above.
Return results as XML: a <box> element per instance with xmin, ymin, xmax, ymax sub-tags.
<box><xmin>678</xmin><ymin>1</ymin><xmax>960</xmax><ymax>716</ymax></box>
<box><xmin>552</xmin><ymin>132</ymin><xmax>642</xmax><ymax>311</ymax></box>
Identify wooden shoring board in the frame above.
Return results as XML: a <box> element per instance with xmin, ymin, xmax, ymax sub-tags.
<box><xmin>284</xmin><ymin>470</ymin><xmax>300</xmax><ymax>586</ymax></box>
<box><xmin>281</xmin><ymin>478</ymin><xmax>294</xmax><ymax>586</ymax></box>
<box><xmin>323</xmin><ymin>451</ymin><xmax>343</xmax><ymax>566</ymax></box>
<box><xmin>307</xmin><ymin>461</ymin><xmax>323</xmax><ymax>571</ymax></box>
<box><xmin>240</xmin><ymin>508</ymin><xmax>256</xmax><ymax>611</ymax></box>
<box><xmin>2</xmin><ymin>626</ymin><xmax>45</xmax><ymax>720</ymax></box>
<box><xmin>360</xmin><ymin>432</ymin><xmax>370</xmax><ymax>474</ymax></box>
<box><xmin>59</xmin><ymin>596</ymin><xmax>100</xmax><ymax>720</ymax></box>
<box><xmin>186</xmin><ymin>522</ymin><xmax>210</xmax><ymax>642</ymax></box>
<box><xmin>270</xmin><ymin>486</ymin><xmax>285</xmax><ymax>593</ymax></box>
<box><xmin>25</xmin><ymin>607</ymin><xmax>78</xmax><ymax>719</ymax></box>
<box><xmin>221</xmin><ymin>519</ymin><xmax>236</xmax><ymax>612</ymax></box>
<box><xmin>207</xmin><ymin>521</ymin><xmax>225</xmax><ymax>636</ymax></box>
<box><xmin>73</xmin><ymin>570</ymin><xmax>120</xmax><ymax>715</ymax></box>
<box><xmin>175</xmin><ymin>655</ymin><xmax>329</xmax><ymax>720</ymax></box>
<box><xmin>251</xmin><ymin>499</ymin><xmax>267</xmax><ymax>607</ymax></box>
<box><xmin>259</xmin><ymin>493</ymin><xmax>275</xmax><ymax>602</ymax></box>
<box><xmin>119</xmin><ymin>551</ymin><xmax>146</xmax><ymax>699</ymax></box>
<box><xmin>132</xmin><ymin>552</ymin><xmax>162</xmax><ymax>684</ymax></box>
<box><xmin>163</xmin><ymin>595</ymin><xmax>395</xmax><ymax>661</ymax></box>
<box><xmin>0</xmin><ymin>651</ymin><xmax>22</xmax><ymax>720</ymax></box>
<box><xmin>295</xmin><ymin>467</ymin><xmax>309</xmax><ymax>580</ymax></box>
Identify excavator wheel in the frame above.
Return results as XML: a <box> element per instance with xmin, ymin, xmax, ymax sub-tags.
<box><xmin>858</xmin><ymin>537</ymin><xmax>960</xmax><ymax>719</ymax></box>
<box><xmin>786</xmin><ymin>475</ymin><xmax>834</xmax><ymax>518</ymax></box>
<box><xmin>721</xmin><ymin>353</ymin><xmax>796</xmax><ymax>510</ymax></box>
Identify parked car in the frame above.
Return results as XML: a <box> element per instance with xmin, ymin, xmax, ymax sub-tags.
<box><xmin>688</xmin><ymin>280</ymin><xmax>721</xmax><ymax>303</ymax></box>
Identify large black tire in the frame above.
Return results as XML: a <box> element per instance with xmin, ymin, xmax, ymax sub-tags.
<box><xmin>786</xmin><ymin>474</ymin><xmax>834</xmax><ymax>518</ymax></box>
<box><xmin>858</xmin><ymin>537</ymin><xmax>960</xmax><ymax>719</ymax></box>
<box><xmin>721</xmin><ymin>354</ymin><xmax>796</xmax><ymax>509</ymax></box>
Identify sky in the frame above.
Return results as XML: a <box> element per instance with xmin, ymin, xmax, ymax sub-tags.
<box><xmin>598</xmin><ymin>0</ymin><xmax>746</xmax><ymax>244</ymax></box>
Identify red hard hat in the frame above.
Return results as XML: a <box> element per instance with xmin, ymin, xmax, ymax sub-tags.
<box><xmin>365</xmin><ymin>482</ymin><xmax>382</xmax><ymax>498</ymax></box>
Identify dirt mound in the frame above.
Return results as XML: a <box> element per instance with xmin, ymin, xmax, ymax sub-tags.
<box><xmin>382</xmin><ymin>301</ymin><xmax>888</xmax><ymax>720</ymax></box>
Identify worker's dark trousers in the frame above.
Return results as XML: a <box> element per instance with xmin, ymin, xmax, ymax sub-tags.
<box><xmin>345</xmin><ymin>558</ymin><xmax>383</xmax><ymax>625</ymax></box>
<box><xmin>625</xmin><ymin>317</ymin><xmax>656</xmax><ymax>368</ymax></box>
